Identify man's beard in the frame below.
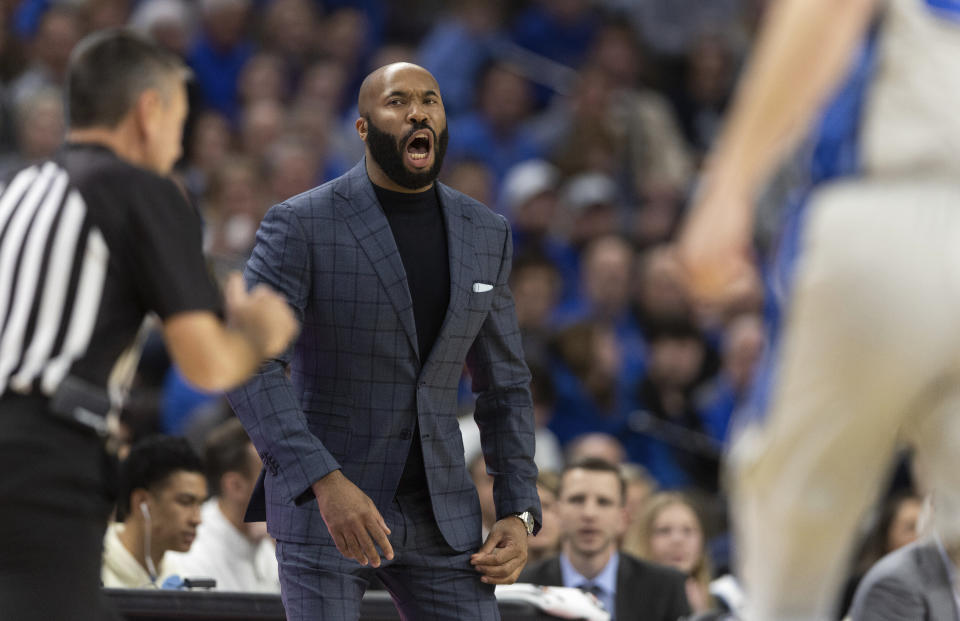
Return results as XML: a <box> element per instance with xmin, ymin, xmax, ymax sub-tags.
<box><xmin>365</xmin><ymin>116</ymin><xmax>449</xmax><ymax>190</ymax></box>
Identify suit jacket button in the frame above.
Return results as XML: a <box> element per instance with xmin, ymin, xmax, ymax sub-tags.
<box><xmin>399</xmin><ymin>429</ymin><xmax>412</xmax><ymax>440</ymax></box>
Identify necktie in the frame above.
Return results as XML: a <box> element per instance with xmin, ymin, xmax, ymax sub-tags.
<box><xmin>579</xmin><ymin>583</ymin><xmax>604</xmax><ymax>601</ymax></box>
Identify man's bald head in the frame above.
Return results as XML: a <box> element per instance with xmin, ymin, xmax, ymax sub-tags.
<box><xmin>357</xmin><ymin>62</ymin><xmax>439</xmax><ymax>117</ymax></box>
<box><xmin>355</xmin><ymin>61</ymin><xmax>448</xmax><ymax>192</ymax></box>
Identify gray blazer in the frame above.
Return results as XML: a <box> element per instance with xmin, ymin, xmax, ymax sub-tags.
<box><xmin>850</xmin><ymin>539</ymin><xmax>959</xmax><ymax>621</ymax></box>
<box><xmin>227</xmin><ymin>159</ymin><xmax>540</xmax><ymax>552</ymax></box>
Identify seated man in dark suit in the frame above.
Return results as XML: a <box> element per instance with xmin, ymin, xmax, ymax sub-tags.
<box><xmin>849</xmin><ymin>536</ymin><xmax>959</xmax><ymax>621</ymax></box>
<box><xmin>520</xmin><ymin>458</ymin><xmax>690</xmax><ymax>620</ymax></box>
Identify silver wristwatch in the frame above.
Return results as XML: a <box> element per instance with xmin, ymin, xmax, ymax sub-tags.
<box><xmin>512</xmin><ymin>511</ymin><xmax>535</xmax><ymax>535</ymax></box>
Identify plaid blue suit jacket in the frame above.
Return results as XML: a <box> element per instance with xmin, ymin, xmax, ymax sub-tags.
<box><xmin>227</xmin><ymin>159</ymin><xmax>540</xmax><ymax>552</ymax></box>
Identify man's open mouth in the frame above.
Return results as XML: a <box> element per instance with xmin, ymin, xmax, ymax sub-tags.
<box><xmin>405</xmin><ymin>131</ymin><xmax>433</xmax><ymax>166</ymax></box>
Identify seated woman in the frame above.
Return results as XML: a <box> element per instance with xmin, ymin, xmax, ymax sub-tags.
<box><xmin>623</xmin><ymin>492</ymin><xmax>715</xmax><ymax>615</ymax></box>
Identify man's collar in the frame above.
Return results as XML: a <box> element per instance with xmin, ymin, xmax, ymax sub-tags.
<box><xmin>559</xmin><ymin>550</ymin><xmax>620</xmax><ymax>596</ymax></box>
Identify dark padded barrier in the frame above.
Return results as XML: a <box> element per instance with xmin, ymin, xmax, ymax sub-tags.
<box><xmin>104</xmin><ymin>589</ymin><xmax>556</xmax><ymax>620</ymax></box>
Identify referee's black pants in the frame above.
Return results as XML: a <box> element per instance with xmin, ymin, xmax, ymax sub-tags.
<box><xmin>0</xmin><ymin>393</ymin><xmax>117</xmax><ymax>621</ymax></box>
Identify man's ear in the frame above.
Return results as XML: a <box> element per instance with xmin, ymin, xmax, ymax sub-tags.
<box><xmin>355</xmin><ymin>116</ymin><xmax>367</xmax><ymax>140</ymax></box>
<box><xmin>130</xmin><ymin>488</ymin><xmax>150</xmax><ymax>520</ymax></box>
<box><xmin>133</xmin><ymin>88</ymin><xmax>161</xmax><ymax>142</ymax></box>
<box><xmin>618</xmin><ymin>507</ymin><xmax>629</xmax><ymax>536</ymax></box>
<box><xmin>221</xmin><ymin>471</ymin><xmax>247</xmax><ymax>500</ymax></box>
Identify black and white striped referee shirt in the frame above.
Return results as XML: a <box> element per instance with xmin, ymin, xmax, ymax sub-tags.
<box><xmin>0</xmin><ymin>142</ymin><xmax>221</xmax><ymax>409</ymax></box>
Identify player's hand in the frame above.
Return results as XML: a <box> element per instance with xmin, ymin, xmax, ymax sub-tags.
<box><xmin>312</xmin><ymin>470</ymin><xmax>394</xmax><ymax>567</ymax></box>
<box><xmin>470</xmin><ymin>516</ymin><xmax>529</xmax><ymax>585</ymax></box>
<box><xmin>224</xmin><ymin>272</ymin><xmax>299</xmax><ymax>359</ymax></box>
<box><xmin>675</xmin><ymin>191</ymin><xmax>757</xmax><ymax>307</ymax></box>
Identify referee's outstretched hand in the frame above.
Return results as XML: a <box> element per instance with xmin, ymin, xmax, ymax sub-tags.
<box><xmin>224</xmin><ymin>272</ymin><xmax>299</xmax><ymax>359</ymax></box>
<box><xmin>312</xmin><ymin>470</ymin><xmax>395</xmax><ymax>567</ymax></box>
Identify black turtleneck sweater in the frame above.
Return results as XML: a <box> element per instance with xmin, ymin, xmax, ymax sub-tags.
<box><xmin>372</xmin><ymin>183</ymin><xmax>450</xmax><ymax>492</ymax></box>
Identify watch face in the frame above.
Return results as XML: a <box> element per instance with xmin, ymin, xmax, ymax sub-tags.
<box><xmin>519</xmin><ymin>512</ymin><xmax>533</xmax><ymax>533</ymax></box>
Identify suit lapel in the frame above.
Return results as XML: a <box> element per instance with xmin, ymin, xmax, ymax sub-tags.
<box><xmin>335</xmin><ymin>160</ymin><xmax>419</xmax><ymax>360</ymax></box>
<box><xmin>421</xmin><ymin>183</ymin><xmax>474</xmax><ymax>372</ymax></box>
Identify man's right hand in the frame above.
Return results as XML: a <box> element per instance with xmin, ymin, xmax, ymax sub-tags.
<box><xmin>312</xmin><ymin>470</ymin><xmax>394</xmax><ymax>567</ymax></box>
<box><xmin>224</xmin><ymin>272</ymin><xmax>299</xmax><ymax>359</ymax></box>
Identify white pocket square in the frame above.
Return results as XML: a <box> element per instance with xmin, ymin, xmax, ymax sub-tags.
<box><xmin>472</xmin><ymin>282</ymin><xmax>494</xmax><ymax>293</ymax></box>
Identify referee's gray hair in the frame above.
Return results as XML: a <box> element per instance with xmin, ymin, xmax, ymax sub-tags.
<box><xmin>66</xmin><ymin>29</ymin><xmax>192</xmax><ymax>129</ymax></box>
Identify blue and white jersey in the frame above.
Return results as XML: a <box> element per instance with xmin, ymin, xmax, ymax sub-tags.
<box><xmin>813</xmin><ymin>0</ymin><xmax>960</xmax><ymax>183</ymax></box>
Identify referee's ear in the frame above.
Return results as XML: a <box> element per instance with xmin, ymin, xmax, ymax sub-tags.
<box><xmin>133</xmin><ymin>88</ymin><xmax>163</xmax><ymax>146</ymax></box>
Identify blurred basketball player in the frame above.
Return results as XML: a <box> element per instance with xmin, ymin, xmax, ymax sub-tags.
<box><xmin>678</xmin><ymin>1</ymin><xmax>960</xmax><ymax>619</ymax></box>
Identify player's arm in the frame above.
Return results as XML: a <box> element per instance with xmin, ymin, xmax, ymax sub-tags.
<box><xmin>163</xmin><ymin>273</ymin><xmax>297</xmax><ymax>392</ymax></box>
<box><xmin>678</xmin><ymin>0</ymin><xmax>879</xmax><ymax>301</ymax></box>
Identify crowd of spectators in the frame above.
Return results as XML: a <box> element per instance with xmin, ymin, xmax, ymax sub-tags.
<box><xmin>0</xmin><ymin>0</ymin><xmax>922</xmax><ymax>618</ymax></box>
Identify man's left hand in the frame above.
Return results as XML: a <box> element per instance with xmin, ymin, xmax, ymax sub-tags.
<box><xmin>470</xmin><ymin>516</ymin><xmax>529</xmax><ymax>585</ymax></box>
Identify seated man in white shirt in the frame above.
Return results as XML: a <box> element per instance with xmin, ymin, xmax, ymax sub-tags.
<box><xmin>170</xmin><ymin>417</ymin><xmax>280</xmax><ymax>592</ymax></box>
<box><xmin>102</xmin><ymin>436</ymin><xmax>206</xmax><ymax>588</ymax></box>
<box><xmin>519</xmin><ymin>458</ymin><xmax>690</xmax><ymax>621</ymax></box>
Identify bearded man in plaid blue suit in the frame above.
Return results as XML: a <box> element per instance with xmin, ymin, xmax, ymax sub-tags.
<box><xmin>227</xmin><ymin>62</ymin><xmax>541</xmax><ymax>620</ymax></box>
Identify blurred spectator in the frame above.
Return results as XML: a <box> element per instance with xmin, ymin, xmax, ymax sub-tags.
<box><xmin>103</xmin><ymin>436</ymin><xmax>206</xmax><ymax>588</ymax></box>
<box><xmin>560</xmin><ymin>235</ymin><xmax>635</xmax><ymax>324</ymax></box>
<box><xmin>534</xmin><ymin>50</ymin><xmax>692</xmax><ymax>207</ymax></box>
<box><xmin>259</xmin><ymin>0</ymin><xmax>320</xmax><ymax>81</ymax></box>
<box><xmin>0</xmin><ymin>6</ymin><xmax>28</xmax><ymax>86</ymax></box>
<box><xmin>447</xmin><ymin>60</ymin><xmax>543</xmax><ymax>184</ymax></box>
<box><xmin>566</xmin><ymin>432</ymin><xmax>626</xmax><ymax>467</ymax></box>
<box><xmin>624</xmin><ymin>492</ymin><xmax>715</xmax><ymax>615</ymax></box>
<box><xmin>619</xmin><ymin>0</ymin><xmax>741</xmax><ymax>62</ymax></box>
<box><xmin>294</xmin><ymin>57</ymin><xmax>349</xmax><ymax>115</ymax></box>
<box><xmin>129</xmin><ymin>0</ymin><xmax>196</xmax><ymax>57</ymax></box>
<box><xmin>203</xmin><ymin>155</ymin><xmax>269</xmax><ymax>274</ymax></box>
<box><xmin>181</xmin><ymin>110</ymin><xmax>232</xmax><ymax>201</ymax></box>
<box><xmin>442</xmin><ymin>157</ymin><xmax>495</xmax><ymax>208</ymax></box>
<box><xmin>86</xmin><ymin>0</ymin><xmax>129</xmax><ymax>31</ymax></box>
<box><xmin>500</xmin><ymin>158</ymin><xmax>558</xmax><ymax>236</ymax></box>
<box><xmin>547</xmin><ymin>320</ymin><xmax>641</xmax><ymax>446</ymax></box>
<box><xmin>589</xmin><ymin>23</ymin><xmax>693</xmax><ymax>202</ymax></box>
<box><xmin>171</xmin><ymin>418</ymin><xmax>280</xmax><ymax>593</ymax></box>
<box><xmin>667</xmin><ymin>31</ymin><xmax>739</xmax><ymax>163</ymax></box>
<box><xmin>695</xmin><ymin>313</ymin><xmax>765</xmax><ymax>444</ymax></box>
<box><xmin>510</xmin><ymin>0</ymin><xmax>599</xmax><ymax>71</ymax></box>
<box><xmin>237</xmin><ymin>52</ymin><xmax>288</xmax><ymax>106</ymax></box>
<box><xmin>8</xmin><ymin>5</ymin><xmax>84</xmax><ymax>111</ymax></box>
<box><xmin>366</xmin><ymin>42</ymin><xmax>416</xmax><ymax>76</ymax></box>
<box><xmin>621</xmin><ymin>462</ymin><xmax>657</xmax><ymax>534</ymax></box>
<box><xmin>557</xmin><ymin>235</ymin><xmax>648</xmax><ymax>390</ymax></box>
<box><xmin>847</xmin><ymin>534</ymin><xmax>956</xmax><ymax>621</ymax></box>
<box><xmin>0</xmin><ymin>86</ymin><xmax>63</xmax><ymax>177</ymax></box>
<box><xmin>623</xmin><ymin>317</ymin><xmax>719</xmax><ymax>491</ymax></box>
<box><xmin>559</xmin><ymin>172</ymin><xmax>621</xmax><ymax>253</ymax></box>
<box><xmin>528</xmin><ymin>469</ymin><xmax>562</xmax><ymax>564</ymax></box>
<box><xmin>519</xmin><ymin>458</ymin><xmax>691</xmax><ymax>621</ymax></box>
<box><xmin>264</xmin><ymin>135</ymin><xmax>321</xmax><ymax>204</ymax></box>
<box><xmin>838</xmin><ymin>491</ymin><xmax>924</xmax><ymax>618</ymax></box>
<box><xmin>417</xmin><ymin>0</ymin><xmax>506</xmax><ymax>117</ymax></box>
<box><xmin>317</xmin><ymin>7</ymin><xmax>371</xmax><ymax>90</ymax></box>
<box><xmin>187</xmin><ymin>0</ymin><xmax>254</xmax><ymax>121</ymax></box>
<box><xmin>500</xmin><ymin>159</ymin><xmax>579</xmax><ymax>300</ymax></box>
<box><xmin>240</xmin><ymin>98</ymin><xmax>286</xmax><ymax>164</ymax></box>
<box><xmin>510</xmin><ymin>253</ymin><xmax>562</xmax><ymax>366</ymax></box>
<box><xmin>631</xmin><ymin>244</ymin><xmax>692</xmax><ymax>332</ymax></box>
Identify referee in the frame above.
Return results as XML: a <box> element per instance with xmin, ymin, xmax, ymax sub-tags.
<box><xmin>0</xmin><ymin>31</ymin><xmax>297</xmax><ymax>620</ymax></box>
